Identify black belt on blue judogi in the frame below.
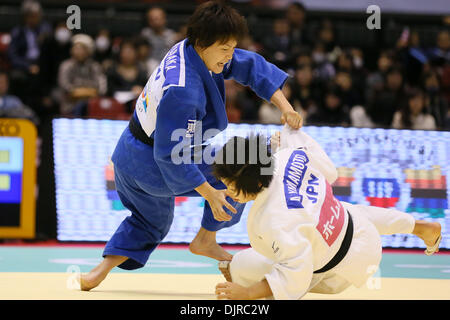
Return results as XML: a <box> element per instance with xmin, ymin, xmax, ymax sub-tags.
<box><xmin>129</xmin><ymin>115</ymin><xmax>154</xmax><ymax>147</ymax></box>
<box><xmin>313</xmin><ymin>210</ymin><xmax>354</xmax><ymax>274</ymax></box>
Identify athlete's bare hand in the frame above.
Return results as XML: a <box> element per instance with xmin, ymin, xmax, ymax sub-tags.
<box><xmin>206</xmin><ymin>189</ymin><xmax>237</xmax><ymax>221</ymax></box>
<box><xmin>216</xmin><ymin>282</ymin><xmax>250</xmax><ymax>300</ymax></box>
<box><xmin>281</xmin><ymin>110</ymin><xmax>303</xmax><ymax>129</ymax></box>
<box><xmin>270</xmin><ymin>131</ymin><xmax>281</xmax><ymax>153</ymax></box>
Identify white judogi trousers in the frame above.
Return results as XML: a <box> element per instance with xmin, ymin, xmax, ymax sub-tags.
<box><xmin>230</xmin><ymin>202</ymin><xmax>415</xmax><ymax>296</ymax></box>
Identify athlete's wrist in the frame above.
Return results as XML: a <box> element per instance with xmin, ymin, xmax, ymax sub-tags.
<box><xmin>195</xmin><ymin>181</ymin><xmax>215</xmax><ymax>201</ymax></box>
<box><xmin>270</xmin><ymin>89</ymin><xmax>295</xmax><ymax>114</ymax></box>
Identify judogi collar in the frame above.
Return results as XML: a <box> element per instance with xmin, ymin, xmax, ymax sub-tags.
<box><xmin>185</xmin><ymin>41</ymin><xmax>228</xmax><ymax>132</ymax></box>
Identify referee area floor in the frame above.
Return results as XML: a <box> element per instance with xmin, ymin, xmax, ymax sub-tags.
<box><xmin>0</xmin><ymin>244</ymin><xmax>449</xmax><ymax>300</ymax></box>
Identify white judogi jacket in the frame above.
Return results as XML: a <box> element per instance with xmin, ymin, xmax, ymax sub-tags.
<box><xmin>247</xmin><ymin>125</ymin><xmax>380</xmax><ymax>300</ymax></box>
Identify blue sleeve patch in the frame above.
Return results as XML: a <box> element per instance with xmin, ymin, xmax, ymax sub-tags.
<box><xmin>283</xmin><ymin>150</ymin><xmax>309</xmax><ymax>209</ymax></box>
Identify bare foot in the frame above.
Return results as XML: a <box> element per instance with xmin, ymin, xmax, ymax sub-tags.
<box><xmin>421</xmin><ymin>222</ymin><xmax>441</xmax><ymax>248</ymax></box>
<box><xmin>189</xmin><ymin>239</ymin><xmax>233</xmax><ymax>261</ymax></box>
<box><xmin>79</xmin><ymin>271</ymin><xmax>105</xmax><ymax>291</ymax></box>
<box><xmin>414</xmin><ymin>221</ymin><xmax>441</xmax><ymax>254</ymax></box>
<box><xmin>77</xmin><ymin>255</ymin><xmax>127</xmax><ymax>291</ymax></box>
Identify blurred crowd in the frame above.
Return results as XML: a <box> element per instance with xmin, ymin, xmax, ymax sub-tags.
<box><xmin>1</xmin><ymin>0</ymin><xmax>449</xmax><ymax>131</ymax></box>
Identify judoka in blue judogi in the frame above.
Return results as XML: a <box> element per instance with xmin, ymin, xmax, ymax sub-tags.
<box><xmin>77</xmin><ymin>1</ymin><xmax>303</xmax><ymax>293</ymax></box>
<box><xmin>105</xmin><ymin>38</ymin><xmax>289</xmax><ymax>269</ymax></box>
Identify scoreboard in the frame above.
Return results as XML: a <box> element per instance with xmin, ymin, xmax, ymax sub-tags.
<box><xmin>0</xmin><ymin>119</ymin><xmax>37</xmax><ymax>239</ymax></box>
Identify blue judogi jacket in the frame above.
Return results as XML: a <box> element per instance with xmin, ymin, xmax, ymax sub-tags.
<box><xmin>112</xmin><ymin>39</ymin><xmax>288</xmax><ymax>196</ymax></box>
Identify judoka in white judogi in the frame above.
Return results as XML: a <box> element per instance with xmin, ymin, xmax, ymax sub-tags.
<box><xmin>228</xmin><ymin>125</ymin><xmax>417</xmax><ymax>300</ymax></box>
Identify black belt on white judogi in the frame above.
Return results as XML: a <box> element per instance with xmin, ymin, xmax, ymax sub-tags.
<box><xmin>313</xmin><ymin>210</ymin><xmax>354</xmax><ymax>274</ymax></box>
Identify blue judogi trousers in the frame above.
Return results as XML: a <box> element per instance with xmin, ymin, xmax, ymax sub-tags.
<box><xmin>103</xmin><ymin>161</ymin><xmax>246</xmax><ymax>270</ymax></box>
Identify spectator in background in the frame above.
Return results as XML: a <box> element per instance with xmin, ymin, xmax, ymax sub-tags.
<box><xmin>0</xmin><ymin>71</ymin><xmax>39</xmax><ymax>125</ymax></box>
<box><xmin>0</xmin><ymin>34</ymin><xmax>11</xmax><ymax>73</ymax></box>
<box><xmin>441</xmin><ymin>61</ymin><xmax>450</xmax><ymax>105</ymax></box>
<box><xmin>423</xmin><ymin>70</ymin><xmax>448</xmax><ymax>128</ymax></box>
<box><xmin>290</xmin><ymin>63</ymin><xmax>319</xmax><ymax>113</ymax></box>
<box><xmin>445</xmin><ymin>111</ymin><xmax>450</xmax><ymax>129</ymax></box>
<box><xmin>8</xmin><ymin>0</ymin><xmax>52</xmax><ymax>115</ymax></box>
<box><xmin>57</xmin><ymin>34</ymin><xmax>107</xmax><ymax>115</ymax></box>
<box><xmin>40</xmin><ymin>21</ymin><xmax>72</xmax><ymax>91</ymax></box>
<box><xmin>363</xmin><ymin>67</ymin><xmax>405</xmax><ymax>128</ymax></box>
<box><xmin>307</xmin><ymin>84</ymin><xmax>350</xmax><ymax>126</ymax></box>
<box><xmin>224</xmin><ymin>80</ymin><xmax>260</xmax><ymax>123</ymax></box>
<box><xmin>37</xmin><ymin>21</ymin><xmax>72</xmax><ymax>117</ymax></box>
<box><xmin>427</xmin><ymin>30</ymin><xmax>450</xmax><ymax>67</ymax></box>
<box><xmin>238</xmin><ymin>34</ymin><xmax>260</xmax><ymax>53</ymax></box>
<box><xmin>141</xmin><ymin>6</ymin><xmax>177</xmax><ymax>62</ymax></box>
<box><xmin>8</xmin><ymin>1</ymin><xmax>51</xmax><ymax>76</ymax></box>
<box><xmin>239</xmin><ymin>88</ymin><xmax>260</xmax><ymax>122</ymax></box>
<box><xmin>335</xmin><ymin>50</ymin><xmax>353</xmax><ymax>73</ymax></box>
<box><xmin>225</xmin><ymin>102</ymin><xmax>242</xmax><ymax>123</ymax></box>
<box><xmin>366</xmin><ymin>50</ymin><xmax>395</xmax><ymax>100</ymax></box>
<box><xmin>293</xmin><ymin>48</ymin><xmax>312</xmax><ymax>67</ymax></box>
<box><xmin>334</xmin><ymin>71</ymin><xmax>363</xmax><ymax>109</ymax></box>
<box><xmin>263</xmin><ymin>18</ymin><xmax>291</xmax><ymax>69</ymax></box>
<box><xmin>392</xmin><ymin>87</ymin><xmax>436</xmax><ymax>130</ymax></box>
<box><xmin>335</xmin><ymin>50</ymin><xmax>365</xmax><ymax>100</ymax></box>
<box><xmin>174</xmin><ymin>24</ymin><xmax>188</xmax><ymax>43</ymax></box>
<box><xmin>285</xmin><ymin>2</ymin><xmax>310</xmax><ymax>52</ymax></box>
<box><xmin>94</xmin><ymin>28</ymin><xmax>114</xmax><ymax>70</ymax></box>
<box><xmin>106</xmin><ymin>39</ymin><xmax>148</xmax><ymax>113</ymax></box>
<box><xmin>259</xmin><ymin>79</ymin><xmax>305</xmax><ymax>124</ymax></box>
<box><xmin>316</xmin><ymin>19</ymin><xmax>341</xmax><ymax>61</ymax></box>
<box><xmin>224</xmin><ymin>80</ymin><xmax>242</xmax><ymax>123</ymax></box>
<box><xmin>350</xmin><ymin>48</ymin><xmax>365</xmax><ymax>72</ymax></box>
<box><xmin>134</xmin><ymin>36</ymin><xmax>159</xmax><ymax>77</ymax></box>
<box><xmin>311</xmin><ymin>41</ymin><xmax>335</xmax><ymax>83</ymax></box>
<box><xmin>396</xmin><ymin>28</ymin><xmax>429</xmax><ymax>86</ymax></box>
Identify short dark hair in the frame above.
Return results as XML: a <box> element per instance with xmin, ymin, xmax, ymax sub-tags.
<box><xmin>324</xmin><ymin>83</ymin><xmax>342</xmax><ymax>98</ymax></box>
<box><xmin>147</xmin><ymin>6</ymin><xmax>165</xmax><ymax>15</ymax></box>
<box><xmin>213</xmin><ymin>134</ymin><xmax>274</xmax><ymax>197</ymax></box>
<box><xmin>295</xmin><ymin>63</ymin><xmax>311</xmax><ymax>72</ymax></box>
<box><xmin>119</xmin><ymin>39</ymin><xmax>137</xmax><ymax>53</ymax></box>
<box><xmin>134</xmin><ymin>36</ymin><xmax>152</xmax><ymax>48</ymax></box>
<box><xmin>400</xmin><ymin>87</ymin><xmax>427</xmax><ymax>128</ymax></box>
<box><xmin>289</xmin><ymin>2</ymin><xmax>306</xmax><ymax>12</ymax></box>
<box><xmin>186</xmin><ymin>1</ymin><xmax>248</xmax><ymax>48</ymax></box>
<box><xmin>386</xmin><ymin>66</ymin><xmax>403</xmax><ymax>77</ymax></box>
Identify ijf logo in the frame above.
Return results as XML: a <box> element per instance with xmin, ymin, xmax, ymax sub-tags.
<box><xmin>141</xmin><ymin>88</ymin><xmax>149</xmax><ymax>112</ymax></box>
